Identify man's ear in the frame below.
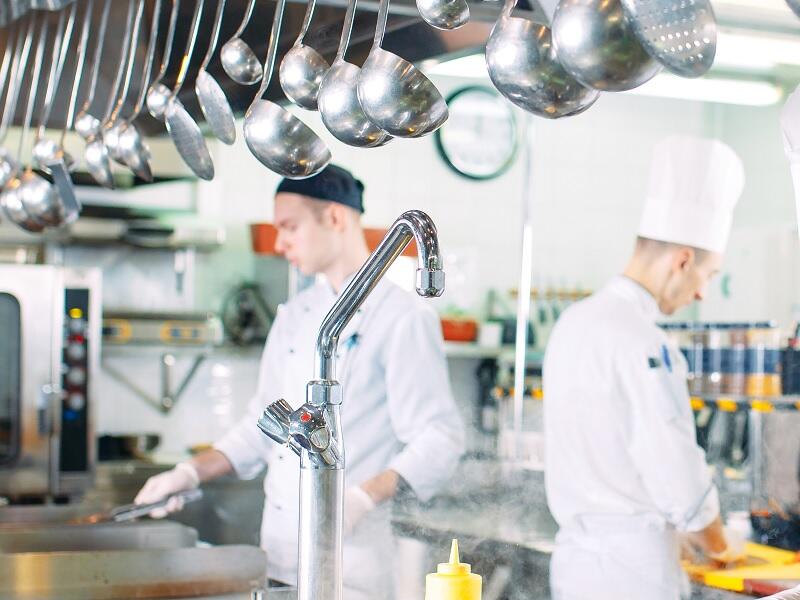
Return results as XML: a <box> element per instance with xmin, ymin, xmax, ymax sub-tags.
<box><xmin>326</xmin><ymin>203</ymin><xmax>348</xmax><ymax>232</ymax></box>
<box><xmin>674</xmin><ymin>247</ymin><xmax>695</xmax><ymax>272</ymax></box>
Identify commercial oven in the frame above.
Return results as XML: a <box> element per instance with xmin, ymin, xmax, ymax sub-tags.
<box><xmin>0</xmin><ymin>265</ymin><xmax>101</xmax><ymax>500</ymax></box>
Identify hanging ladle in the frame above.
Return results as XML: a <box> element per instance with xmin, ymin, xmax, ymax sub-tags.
<box><xmin>278</xmin><ymin>0</ymin><xmax>329</xmax><ymax>111</ymax></box>
<box><xmin>317</xmin><ymin>0</ymin><xmax>391</xmax><ymax>147</ymax></box>
<box><xmin>243</xmin><ymin>0</ymin><xmax>331</xmax><ymax>179</ymax></box>
<box><xmin>163</xmin><ymin>0</ymin><xmax>215</xmax><ymax>180</ymax></box>
<box><xmin>195</xmin><ymin>0</ymin><xmax>236</xmax><ymax>144</ymax></box>
<box><xmin>220</xmin><ymin>0</ymin><xmax>262</xmax><ymax>85</ymax></box>
<box><xmin>103</xmin><ymin>0</ymin><xmax>146</xmax><ymax>167</ymax></box>
<box><xmin>32</xmin><ymin>2</ymin><xmax>76</xmax><ymax>170</ymax></box>
<box><xmin>0</xmin><ymin>22</ymin><xmax>28</xmax><ymax>189</ymax></box>
<box><xmin>146</xmin><ymin>0</ymin><xmax>180</xmax><ymax>120</ymax></box>
<box><xmin>26</xmin><ymin>3</ymin><xmax>81</xmax><ymax>227</ymax></box>
<box><xmin>357</xmin><ymin>0</ymin><xmax>448</xmax><ymax>138</ymax></box>
<box><xmin>416</xmin><ymin>0</ymin><xmax>469</xmax><ymax>31</ymax></box>
<box><xmin>82</xmin><ymin>0</ymin><xmax>137</xmax><ymax>189</ymax></box>
<box><xmin>1</xmin><ymin>13</ymin><xmax>48</xmax><ymax>233</ymax></box>
<box><xmin>105</xmin><ymin>0</ymin><xmax>160</xmax><ymax>180</ymax></box>
<box><xmin>74</xmin><ymin>0</ymin><xmax>112</xmax><ymax>143</ymax></box>
<box><xmin>485</xmin><ymin>0</ymin><xmax>598</xmax><ymax>118</ymax></box>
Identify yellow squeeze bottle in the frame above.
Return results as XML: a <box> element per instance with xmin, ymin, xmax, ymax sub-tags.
<box><xmin>425</xmin><ymin>539</ymin><xmax>482</xmax><ymax>600</ymax></box>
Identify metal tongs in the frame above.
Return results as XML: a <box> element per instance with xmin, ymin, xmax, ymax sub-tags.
<box><xmin>72</xmin><ymin>489</ymin><xmax>203</xmax><ymax>524</ymax></box>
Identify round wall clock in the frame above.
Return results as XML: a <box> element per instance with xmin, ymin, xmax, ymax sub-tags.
<box><xmin>435</xmin><ymin>86</ymin><xmax>518</xmax><ymax>181</ymax></box>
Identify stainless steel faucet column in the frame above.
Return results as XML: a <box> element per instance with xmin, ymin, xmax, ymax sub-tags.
<box><xmin>257</xmin><ymin>210</ymin><xmax>444</xmax><ymax>600</ymax></box>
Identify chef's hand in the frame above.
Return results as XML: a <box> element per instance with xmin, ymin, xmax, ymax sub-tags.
<box><xmin>134</xmin><ymin>462</ymin><xmax>200</xmax><ymax>518</ymax></box>
<box><xmin>707</xmin><ymin>528</ymin><xmax>747</xmax><ymax>566</ymax></box>
<box><xmin>343</xmin><ymin>486</ymin><xmax>376</xmax><ymax>536</ymax></box>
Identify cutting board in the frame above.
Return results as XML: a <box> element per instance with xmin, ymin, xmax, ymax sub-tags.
<box><xmin>684</xmin><ymin>543</ymin><xmax>797</xmax><ymax>583</ymax></box>
<box><xmin>689</xmin><ymin>544</ymin><xmax>800</xmax><ymax>594</ymax></box>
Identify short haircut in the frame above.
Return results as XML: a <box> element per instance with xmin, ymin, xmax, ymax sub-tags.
<box><xmin>635</xmin><ymin>236</ymin><xmax>712</xmax><ymax>264</ymax></box>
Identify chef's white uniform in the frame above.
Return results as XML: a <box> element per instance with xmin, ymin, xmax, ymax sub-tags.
<box><xmin>215</xmin><ymin>276</ymin><xmax>464</xmax><ymax>599</ymax></box>
<box><xmin>544</xmin><ymin>275</ymin><xmax>720</xmax><ymax>600</ymax></box>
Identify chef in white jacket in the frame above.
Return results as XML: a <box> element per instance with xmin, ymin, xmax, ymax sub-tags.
<box><xmin>134</xmin><ymin>165</ymin><xmax>465</xmax><ymax>599</ymax></box>
<box><xmin>544</xmin><ymin>136</ymin><xmax>746</xmax><ymax>600</ymax></box>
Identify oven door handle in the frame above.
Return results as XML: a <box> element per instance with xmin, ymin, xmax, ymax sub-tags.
<box><xmin>37</xmin><ymin>384</ymin><xmax>60</xmax><ymax>436</ymax></box>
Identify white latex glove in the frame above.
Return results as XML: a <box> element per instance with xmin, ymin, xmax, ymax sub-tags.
<box><xmin>343</xmin><ymin>486</ymin><xmax>376</xmax><ymax>536</ymax></box>
<box><xmin>780</xmin><ymin>84</ymin><xmax>800</xmax><ymax>238</ymax></box>
<box><xmin>134</xmin><ymin>462</ymin><xmax>200</xmax><ymax>519</ymax></box>
<box><xmin>708</xmin><ymin>527</ymin><xmax>747</xmax><ymax>565</ymax></box>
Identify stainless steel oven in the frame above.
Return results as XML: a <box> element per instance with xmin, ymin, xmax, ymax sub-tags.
<box><xmin>0</xmin><ymin>265</ymin><xmax>101</xmax><ymax>500</ymax></box>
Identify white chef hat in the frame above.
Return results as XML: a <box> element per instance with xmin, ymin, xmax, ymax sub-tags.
<box><xmin>638</xmin><ymin>135</ymin><xmax>745</xmax><ymax>254</ymax></box>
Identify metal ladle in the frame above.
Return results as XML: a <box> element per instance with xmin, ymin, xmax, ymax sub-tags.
<box><xmin>73</xmin><ymin>0</ymin><xmax>112</xmax><ymax>143</ymax></box>
<box><xmin>789</xmin><ymin>0</ymin><xmax>800</xmax><ymax>18</ymax></box>
<box><xmin>357</xmin><ymin>0</ymin><xmax>448</xmax><ymax>138</ymax></box>
<box><xmin>195</xmin><ymin>0</ymin><xmax>235</xmax><ymax>144</ymax></box>
<box><xmin>1</xmin><ymin>13</ymin><xmax>48</xmax><ymax>232</ymax></box>
<box><xmin>220</xmin><ymin>0</ymin><xmax>262</xmax><ymax>85</ymax></box>
<box><xmin>551</xmin><ymin>0</ymin><xmax>661</xmax><ymax>92</ymax></box>
<box><xmin>279</xmin><ymin>0</ymin><xmax>329</xmax><ymax>111</ymax></box>
<box><xmin>243</xmin><ymin>0</ymin><xmax>331</xmax><ymax>179</ymax></box>
<box><xmin>32</xmin><ymin>3</ymin><xmax>75</xmax><ymax>170</ymax></box>
<box><xmin>82</xmin><ymin>0</ymin><xmax>137</xmax><ymax>189</ymax></box>
<box><xmin>317</xmin><ymin>0</ymin><xmax>391</xmax><ymax>147</ymax></box>
<box><xmin>103</xmin><ymin>0</ymin><xmax>146</xmax><ymax>167</ymax></box>
<box><xmin>163</xmin><ymin>0</ymin><xmax>215</xmax><ymax>180</ymax></box>
<box><xmin>0</xmin><ymin>22</ymin><xmax>28</xmax><ymax>189</ymax></box>
<box><xmin>105</xmin><ymin>0</ymin><xmax>160</xmax><ymax>180</ymax></box>
<box><xmin>26</xmin><ymin>4</ymin><xmax>80</xmax><ymax>227</ymax></box>
<box><xmin>146</xmin><ymin>0</ymin><xmax>180</xmax><ymax>120</ymax></box>
<box><xmin>485</xmin><ymin>0</ymin><xmax>598</xmax><ymax>118</ymax></box>
<box><xmin>416</xmin><ymin>0</ymin><xmax>469</xmax><ymax>31</ymax></box>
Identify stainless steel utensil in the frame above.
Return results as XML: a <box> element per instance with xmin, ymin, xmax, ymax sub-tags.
<box><xmin>146</xmin><ymin>0</ymin><xmax>180</xmax><ymax>119</ymax></box>
<box><xmin>789</xmin><ymin>0</ymin><xmax>800</xmax><ymax>17</ymax></box>
<box><xmin>243</xmin><ymin>0</ymin><xmax>331</xmax><ymax>179</ymax></box>
<box><xmin>416</xmin><ymin>0</ymin><xmax>469</xmax><ymax>31</ymax></box>
<box><xmin>26</xmin><ymin>4</ymin><xmax>79</xmax><ymax>227</ymax></box>
<box><xmin>552</xmin><ymin>0</ymin><xmax>661</xmax><ymax>92</ymax></box>
<box><xmin>485</xmin><ymin>0</ymin><xmax>598</xmax><ymax>118</ymax></box>
<box><xmin>279</xmin><ymin>0</ymin><xmax>329</xmax><ymax>111</ymax></box>
<box><xmin>106</xmin><ymin>0</ymin><xmax>160</xmax><ymax>180</ymax></box>
<box><xmin>74</xmin><ymin>0</ymin><xmax>112</xmax><ymax>141</ymax></box>
<box><xmin>83</xmin><ymin>0</ymin><xmax>137</xmax><ymax>188</ymax></box>
<box><xmin>221</xmin><ymin>0</ymin><xmax>262</xmax><ymax>85</ymax></box>
<box><xmin>195</xmin><ymin>0</ymin><xmax>236</xmax><ymax>144</ymax></box>
<box><xmin>318</xmin><ymin>0</ymin><xmax>391</xmax><ymax>147</ymax></box>
<box><xmin>619</xmin><ymin>0</ymin><xmax>716</xmax><ymax>78</ymax></box>
<box><xmin>74</xmin><ymin>489</ymin><xmax>204</xmax><ymax>524</ymax></box>
<box><xmin>357</xmin><ymin>0</ymin><xmax>448</xmax><ymax>137</ymax></box>
<box><xmin>1</xmin><ymin>13</ymin><xmax>47</xmax><ymax>232</ymax></box>
<box><xmin>0</xmin><ymin>22</ymin><xmax>26</xmax><ymax>189</ymax></box>
<box><xmin>103</xmin><ymin>0</ymin><xmax>146</xmax><ymax>166</ymax></box>
<box><xmin>164</xmin><ymin>0</ymin><xmax>215</xmax><ymax>180</ymax></box>
<box><xmin>31</xmin><ymin>4</ymin><xmax>75</xmax><ymax>170</ymax></box>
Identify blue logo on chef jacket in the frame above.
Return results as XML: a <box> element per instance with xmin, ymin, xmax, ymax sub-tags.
<box><xmin>336</xmin><ymin>333</ymin><xmax>360</xmax><ymax>358</ymax></box>
<box><xmin>647</xmin><ymin>345</ymin><xmax>673</xmax><ymax>372</ymax></box>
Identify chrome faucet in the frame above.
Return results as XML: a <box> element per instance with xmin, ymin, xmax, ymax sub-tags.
<box><xmin>257</xmin><ymin>210</ymin><xmax>444</xmax><ymax>600</ymax></box>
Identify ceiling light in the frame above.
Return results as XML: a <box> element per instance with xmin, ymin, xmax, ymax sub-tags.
<box><xmin>625</xmin><ymin>73</ymin><xmax>783</xmax><ymax>106</ymax></box>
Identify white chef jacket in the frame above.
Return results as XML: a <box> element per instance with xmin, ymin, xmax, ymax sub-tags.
<box><xmin>214</xmin><ymin>275</ymin><xmax>464</xmax><ymax>597</ymax></box>
<box><xmin>543</xmin><ymin>276</ymin><xmax>720</xmax><ymax>600</ymax></box>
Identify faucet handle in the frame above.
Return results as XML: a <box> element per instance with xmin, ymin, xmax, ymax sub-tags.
<box><xmin>257</xmin><ymin>399</ymin><xmax>293</xmax><ymax>447</ymax></box>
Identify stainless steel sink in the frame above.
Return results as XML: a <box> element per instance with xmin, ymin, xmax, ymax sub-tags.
<box><xmin>0</xmin><ymin>520</ymin><xmax>198</xmax><ymax>552</ymax></box>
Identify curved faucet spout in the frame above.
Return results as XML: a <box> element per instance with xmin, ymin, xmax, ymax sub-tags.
<box><xmin>315</xmin><ymin>209</ymin><xmax>444</xmax><ymax>381</ymax></box>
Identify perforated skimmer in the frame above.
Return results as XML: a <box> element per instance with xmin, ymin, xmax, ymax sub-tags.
<box><xmin>619</xmin><ymin>0</ymin><xmax>717</xmax><ymax>78</ymax></box>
